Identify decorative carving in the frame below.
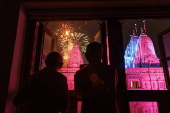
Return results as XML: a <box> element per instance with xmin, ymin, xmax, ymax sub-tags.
<box><xmin>68</xmin><ymin>45</ymin><xmax>83</xmax><ymax>68</ymax></box>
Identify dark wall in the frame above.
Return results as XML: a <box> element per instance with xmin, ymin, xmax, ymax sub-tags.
<box><xmin>0</xmin><ymin>0</ymin><xmax>5</xmax><ymax>25</ymax></box>
<box><xmin>1</xmin><ymin>2</ymin><xmax>21</xmax><ymax>113</ymax></box>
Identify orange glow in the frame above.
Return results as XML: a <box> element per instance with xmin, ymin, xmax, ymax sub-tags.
<box><xmin>63</xmin><ymin>42</ymin><xmax>73</xmax><ymax>60</ymax></box>
<box><xmin>65</xmin><ymin>31</ymin><xmax>69</xmax><ymax>35</ymax></box>
<box><xmin>63</xmin><ymin>55</ymin><xmax>69</xmax><ymax>60</ymax></box>
<box><xmin>68</xmin><ymin>42</ymin><xmax>73</xmax><ymax>50</ymax></box>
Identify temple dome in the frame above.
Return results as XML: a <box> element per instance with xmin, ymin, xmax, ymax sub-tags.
<box><xmin>134</xmin><ymin>34</ymin><xmax>160</xmax><ymax>67</ymax></box>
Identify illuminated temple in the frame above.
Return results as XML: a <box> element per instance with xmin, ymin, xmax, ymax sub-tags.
<box><xmin>124</xmin><ymin>22</ymin><xmax>166</xmax><ymax>90</ymax></box>
<box><xmin>59</xmin><ymin>21</ymin><xmax>166</xmax><ymax>113</ymax></box>
<box><xmin>125</xmin><ymin>22</ymin><xmax>166</xmax><ymax>113</ymax></box>
<box><xmin>59</xmin><ymin>45</ymin><xmax>82</xmax><ymax>90</ymax></box>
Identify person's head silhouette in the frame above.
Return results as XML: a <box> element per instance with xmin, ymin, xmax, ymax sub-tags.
<box><xmin>85</xmin><ymin>42</ymin><xmax>103</xmax><ymax>64</ymax></box>
<box><xmin>45</xmin><ymin>52</ymin><xmax>63</xmax><ymax>70</ymax></box>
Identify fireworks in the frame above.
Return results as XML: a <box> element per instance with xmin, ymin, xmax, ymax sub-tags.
<box><xmin>54</xmin><ymin>22</ymin><xmax>90</xmax><ymax>56</ymax></box>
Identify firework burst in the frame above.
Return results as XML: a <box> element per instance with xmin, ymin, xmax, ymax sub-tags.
<box><xmin>54</xmin><ymin>22</ymin><xmax>90</xmax><ymax>55</ymax></box>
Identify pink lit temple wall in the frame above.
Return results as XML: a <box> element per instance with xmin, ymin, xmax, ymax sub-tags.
<box><xmin>129</xmin><ymin>102</ymin><xmax>158</xmax><ymax>113</ymax></box>
<box><xmin>59</xmin><ymin>68</ymin><xmax>79</xmax><ymax>90</ymax></box>
<box><xmin>77</xmin><ymin>101</ymin><xmax>159</xmax><ymax>113</ymax></box>
<box><xmin>124</xmin><ymin>22</ymin><xmax>167</xmax><ymax>91</ymax></box>
<box><xmin>126</xmin><ymin>68</ymin><xmax>166</xmax><ymax>90</ymax></box>
<box><xmin>77</xmin><ymin>101</ymin><xmax>82</xmax><ymax>113</ymax></box>
<box><xmin>58</xmin><ymin>44</ymin><xmax>83</xmax><ymax>90</ymax></box>
<box><xmin>76</xmin><ymin>101</ymin><xmax>159</xmax><ymax>113</ymax></box>
<box><xmin>58</xmin><ymin>42</ymin><xmax>164</xmax><ymax>113</ymax></box>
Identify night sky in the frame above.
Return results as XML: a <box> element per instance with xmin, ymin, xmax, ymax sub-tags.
<box><xmin>47</xmin><ymin>20</ymin><xmax>170</xmax><ymax>62</ymax></box>
<box><xmin>122</xmin><ymin>20</ymin><xmax>170</xmax><ymax>59</ymax></box>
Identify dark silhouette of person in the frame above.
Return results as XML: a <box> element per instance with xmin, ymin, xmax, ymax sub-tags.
<box><xmin>74</xmin><ymin>42</ymin><xmax>118</xmax><ymax>113</ymax></box>
<box><xmin>13</xmin><ymin>52</ymin><xmax>69</xmax><ymax>113</ymax></box>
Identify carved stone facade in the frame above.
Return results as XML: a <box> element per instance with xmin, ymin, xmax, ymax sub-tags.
<box><xmin>124</xmin><ymin>25</ymin><xmax>166</xmax><ymax>90</ymax></box>
<box><xmin>59</xmin><ymin>68</ymin><xmax>79</xmax><ymax>90</ymax></box>
<box><xmin>134</xmin><ymin>34</ymin><xmax>160</xmax><ymax>68</ymax></box>
<box><xmin>126</xmin><ymin>68</ymin><xmax>166</xmax><ymax>90</ymax></box>
<box><xmin>125</xmin><ymin>22</ymin><xmax>167</xmax><ymax>113</ymax></box>
<box><xmin>68</xmin><ymin>45</ymin><xmax>83</xmax><ymax>68</ymax></box>
<box><xmin>59</xmin><ymin>45</ymin><xmax>83</xmax><ymax>90</ymax></box>
<box><xmin>129</xmin><ymin>102</ymin><xmax>158</xmax><ymax>113</ymax></box>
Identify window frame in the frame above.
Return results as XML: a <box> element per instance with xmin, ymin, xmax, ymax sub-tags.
<box><xmin>40</xmin><ymin>26</ymin><xmax>57</xmax><ymax>69</ymax></box>
<box><xmin>158</xmin><ymin>28</ymin><xmax>170</xmax><ymax>89</ymax></box>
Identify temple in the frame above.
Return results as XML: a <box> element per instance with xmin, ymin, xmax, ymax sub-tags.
<box><xmin>68</xmin><ymin>45</ymin><xmax>84</xmax><ymax>68</ymax></box>
<box><xmin>124</xmin><ymin>22</ymin><xmax>160</xmax><ymax>68</ymax></box>
<box><xmin>58</xmin><ymin>21</ymin><xmax>166</xmax><ymax>113</ymax></box>
<box><xmin>125</xmin><ymin>21</ymin><xmax>166</xmax><ymax>91</ymax></box>
<box><xmin>59</xmin><ymin>44</ymin><xmax>82</xmax><ymax>90</ymax></box>
<box><xmin>125</xmin><ymin>21</ymin><xmax>166</xmax><ymax>113</ymax></box>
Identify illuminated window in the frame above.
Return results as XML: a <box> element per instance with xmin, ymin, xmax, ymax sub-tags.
<box><xmin>131</xmin><ymin>81</ymin><xmax>139</xmax><ymax>88</ymax></box>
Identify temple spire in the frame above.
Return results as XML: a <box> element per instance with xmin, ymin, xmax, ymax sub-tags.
<box><xmin>130</xmin><ymin>30</ymin><xmax>135</xmax><ymax>37</ymax></box>
<box><xmin>141</xmin><ymin>28</ymin><xmax>144</xmax><ymax>34</ymax></box>
<box><xmin>133</xmin><ymin>30</ymin><xmax>135</xmax><ymax>35</ymax></box>
<box><xmin>74</xmin><ymin>36</ymin><xmax>78</xmax><ymax>46</ymax></box>
<box><xmin>143</xmin><ymin>20</ymin><xmax>146</xmax><ymax>34</ymax></box>
<box><xmin>135</xmin><ymin>24</ymin><xmax>138</xmax><ymax>35</ymax></box>
<box><xmin>130</xmin><ymin>24</ymin><xmax>138</xmax><ymax>36</ymax></box>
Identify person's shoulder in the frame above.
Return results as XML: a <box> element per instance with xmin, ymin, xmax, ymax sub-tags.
<box><xmin>47</xmin><ymin>68</ymin><xmax>67</xmax><ymax>80</ymax></box>
<box><xmin>100</xmin><ymin>63</ymin><xmax>115</xmax><ymax>68</ymax></box>
<box><xmin>100</xmin><ymin>63</ymin><xmax>117</xmax><ymax>72</ymax></box>
<box><xmin>75</xmin><ymin>67</ymin><xmax>86</xmax><ymax>74</ymax></box>
<box><xmin>107</xmin><ymin>65</ymin><xmax>117</xmax><ymax>72</ymax></box>
<box><xmin>56</xmin><ymin>71</ymin><xmax>67</xmax><ymax>79</ymax></box>
<box><xmin>107</xmin><ymin>65</ymin><xmax>117</xmax><ymax>70</ymax></box>
<box><xmin>30</xmin><ymin>69</ymin><xmax>48</xmax><ymax>78</ymax></box>
<box><xmin>37</xmin><ymin>67</ymin><xmax>67</xmax><ymax>79</ymax></box>
<box><xmin>74</xmin><ymin>66</ymin><xmax>88</xmax><ymax>77</ymax></box>
<box><xmin>50</xmin><ymin>70</ymin><xmax>67</xmax><ymax>81</ymax></box>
